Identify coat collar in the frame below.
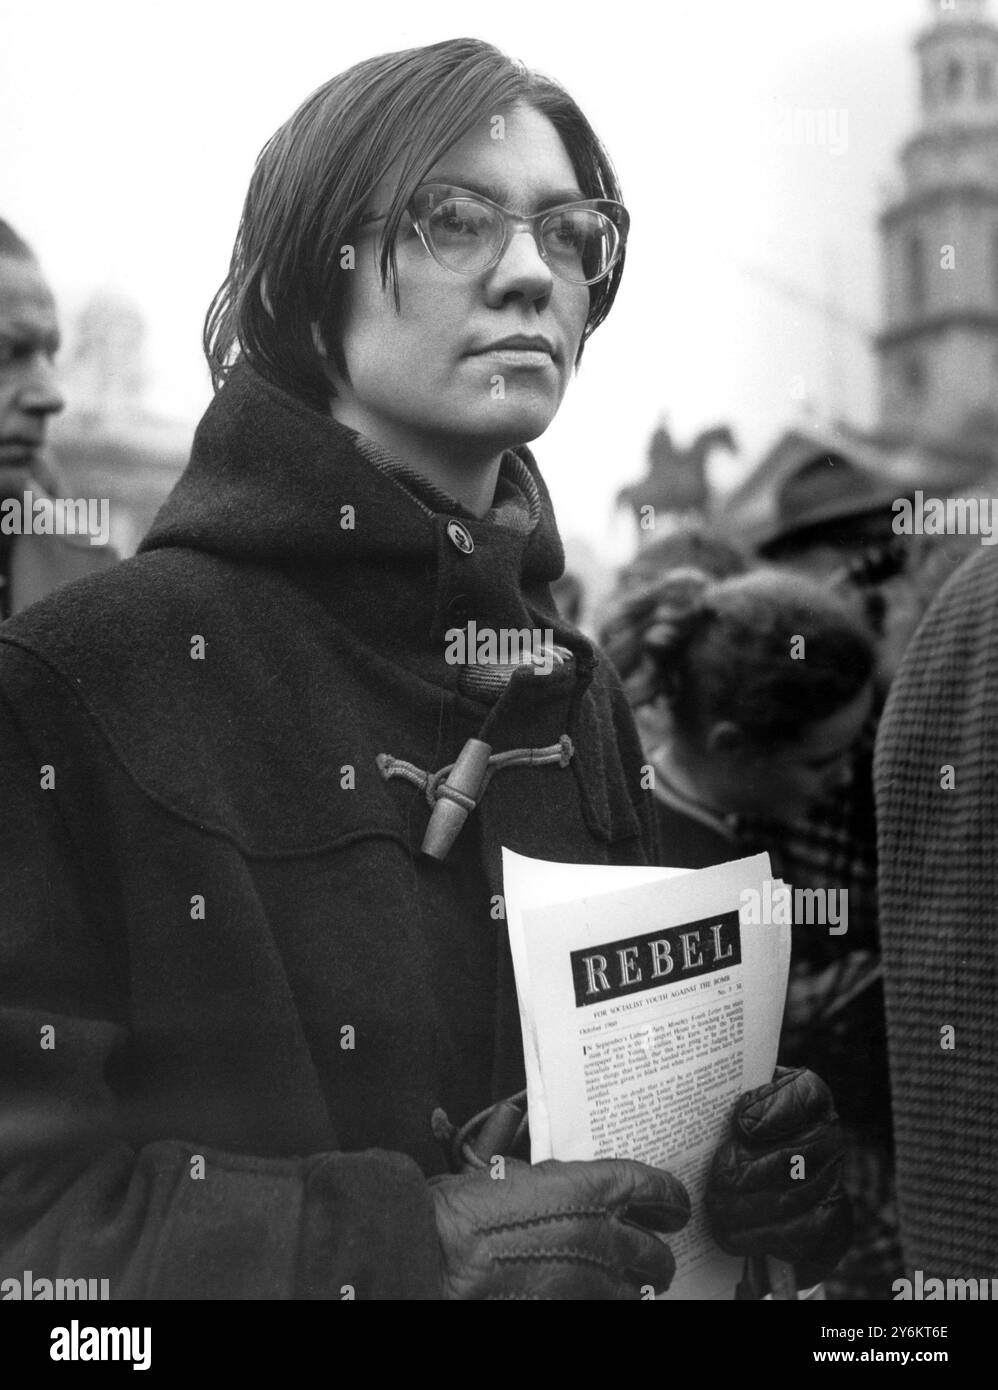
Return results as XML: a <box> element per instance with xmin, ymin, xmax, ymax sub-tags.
<box><xmin>140</xmin><ymin>363</ymin><xmax>563</xmax><ymax>582</ymax></box>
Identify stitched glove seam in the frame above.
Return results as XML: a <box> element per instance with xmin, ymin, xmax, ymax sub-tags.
<box><xmin>492</xmin><ymin>1246</ymin><xmax>619</xmax><ymax>1271</ymax></box>
<box><xmin>478</xmin><ymin>1205</ymin><xmax>611</xmax><ymax>1234</ymax></box>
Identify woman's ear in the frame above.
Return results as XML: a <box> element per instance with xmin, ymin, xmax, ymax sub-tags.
<box><xmin>635</xmin><ymin>695</ymin><xmax>671</xmax><ymax>750</ymax></box>
<box><xmin>314</xmin><ymin>323</ymin><xmax>349</xmax><ymax>402</ymax></box>
<box><xmin>260</xmin><ymin>271</ymin><xmax>274</xmax><ymax>318</ymax></box>
<box><xmin>705</xmin><ymin>720</ymin><xmax>745</xmax><ymax>757</ymax></box>
<box><xmin>310</xmin><ymin>322</ymin><xmax>328</xmax><ymax>357</ymax></box>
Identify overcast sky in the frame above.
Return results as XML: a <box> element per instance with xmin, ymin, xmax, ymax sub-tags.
<box><xmin>1</xmin><ymin>0</ymin><xmax>937</xmax><ymax>555</ymax></box>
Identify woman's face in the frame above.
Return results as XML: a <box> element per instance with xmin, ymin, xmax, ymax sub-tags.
<box><xmin>328</xmin><ymin>101</ymin><xmax>592</xmax><ymax>464</ymax></box>
<box><xmin>711</xmin><ymin>681</ymin><xmax>875</xmax><ymax>825</ymax></box>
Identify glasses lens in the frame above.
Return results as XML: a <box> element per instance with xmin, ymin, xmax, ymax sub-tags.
<box><xmin>421</xmin><ymin>194</ymin><xmax>503</xmax><ymax>274</ymax></box>
<box><xmin>540</xmin><ymin>208</ymin><xmax>621</xmax><ymax>284</ymax></box>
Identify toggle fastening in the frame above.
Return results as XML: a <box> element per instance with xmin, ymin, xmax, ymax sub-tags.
<box><xmin>376</xmin><ymin>734</ymin><xmax>574</xmax><ymax>861</ymax></box>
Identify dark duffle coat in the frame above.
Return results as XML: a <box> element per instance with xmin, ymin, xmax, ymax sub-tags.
<box><xmin>0</xmin><ymin>365</ymin><xmax>657</xmax><ymax>1299</ymax></box>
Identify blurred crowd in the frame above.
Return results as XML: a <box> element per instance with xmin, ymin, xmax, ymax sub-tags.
<box><xmin>583</xmin><ymin>460</ymin><xmax>975</xmax><ymax>1299</ymax></box>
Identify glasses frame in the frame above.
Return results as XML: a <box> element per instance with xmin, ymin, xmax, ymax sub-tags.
<box><xmin>361</xmin><ymin>183</ymin><xmax>630</xmax><ymax>286</ymax></box>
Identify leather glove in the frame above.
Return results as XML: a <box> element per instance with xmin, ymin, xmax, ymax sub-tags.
<box><xmin>430</xmin><ymin>1156</ymin><xmax>690</xmax><ymax>1300</ymax></box>
<box><xmin>704</xmin><ymin>1066</ymin><xmax>852</xmax><ymax>1281</ymax></box>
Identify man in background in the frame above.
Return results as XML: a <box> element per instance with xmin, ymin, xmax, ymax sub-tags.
<box><xmin>875</xmin><ymin>544</ymin><xmax>998</xmax><ymax>1284</ymax></box>
<box><xmin>0</xmin><ymin>218</ymin><xmax>115</xmax><ymax>618</ymax></box>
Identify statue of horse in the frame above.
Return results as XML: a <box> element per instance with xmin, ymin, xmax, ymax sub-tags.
<box><xmin>616</xmin><ymin>422</ymin><xmax>737</xmax><ymax>523</ymax></box>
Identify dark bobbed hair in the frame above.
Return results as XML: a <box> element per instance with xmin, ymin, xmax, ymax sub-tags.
<box><xmin>601</xmin><ymin>567</ymin><xmax>876</xmax><ymax>749</ymax></box>
<box><xmin>0</xmin><ymin>219</ymin><xmax>34</xmax><ymax>261</ymax></box>
<box><xmin>204</xmin><ymin>38</ymin><xmax>625</xmax><ymax>410</ymax></box>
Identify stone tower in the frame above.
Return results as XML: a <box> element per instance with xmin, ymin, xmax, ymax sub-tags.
<box><xmin>876</xmin><ymin>0</ymin><xmax>998</xmax><ymax>452</ymax></box>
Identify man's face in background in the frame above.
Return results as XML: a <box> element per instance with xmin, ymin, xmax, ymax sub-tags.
<box><xmin>0</xmin><ymin>253</ymin><xmax>63</xmax><ymax>494</ymax></box>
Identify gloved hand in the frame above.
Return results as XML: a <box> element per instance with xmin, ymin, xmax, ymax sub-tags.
<box><xmin>704</xmin><ymin>1066</ymin><xmax>852</xmax><ymax>1282</ymax></box>
<box><xmin>430</xmin><ymin>1156</ymin><xmax>690</xmax><ymax>1300</ymax></box>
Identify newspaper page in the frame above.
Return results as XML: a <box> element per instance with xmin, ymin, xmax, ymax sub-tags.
<box><xmin>503</xmin><ymin>850</ymin><xmax>792</xmax><ymax>1301</ymax></box>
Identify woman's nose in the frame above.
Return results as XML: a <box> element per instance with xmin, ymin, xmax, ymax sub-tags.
<box><xmin>485</xmin><ymin>227</ymin><xmax>554</xmax><ymax>302</ymax></box>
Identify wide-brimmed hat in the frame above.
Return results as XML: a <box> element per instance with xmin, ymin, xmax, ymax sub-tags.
<box><xmin>757</xmin><ymin>452</ymin><xmax>901</xmax><ymax>556</ymax></box>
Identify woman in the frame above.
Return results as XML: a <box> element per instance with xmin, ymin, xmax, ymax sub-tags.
<box><xmin>0</xmin><ymin>39</ymin><xmax>847</xmax><ymax>1299</ymax></box>
<box><xmin>601</xmin><ymin>567</ymin><xmax>877</xmax><ymax>868</ymax></box>
<box><xmin>603</xmin><ymin>565</ymin><xmax>904</xmax><ymax>1297</ymax></box>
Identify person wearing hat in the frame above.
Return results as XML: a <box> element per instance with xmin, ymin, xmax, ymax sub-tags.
<box><xmin>757</xmin><ymin>453</ymin><xmax>903</xmax><ymax>565</ymax></box>
<box><xmin>746</xmin><ymin>451</ymin><xmax>927</xmax><ymax>1296</ymax></box>
<box><xmin>756</xmin><ymin>452</ymin><xmax>933</xmax><ymax>694</ymax></box>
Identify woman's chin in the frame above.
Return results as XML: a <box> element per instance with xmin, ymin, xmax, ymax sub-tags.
<box><xmin>458</xmin><ymin>401</ymin><xmax>559</xmax><ymax>452</ymax></box>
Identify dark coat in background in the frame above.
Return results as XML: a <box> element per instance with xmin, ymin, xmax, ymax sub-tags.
<box><xmin>875</xmin><ymin>544</ymin><xmax>998</xmax><ymax>1280</ymax></box>
<box><xmin>648</xmin><ymin>773</ymin><xmax>741</xmax><ymax>871</ymax></box>
<box><xmin>0</xmin><ymin>456</ymin><xmax>119</xmax><ymax>619</ymax></box>
<box><xmin>0</xmin><ymin>366</ymin><xmax>656</xmax><ymax>1299</ymax></box>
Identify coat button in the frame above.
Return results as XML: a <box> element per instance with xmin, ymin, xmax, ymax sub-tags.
<box><xmin>446</xmin><ymin>520</ymin><xmax>475</xmax><ymax>554</ymax></box>
<box><xmin>446</xmin><ymin>595</ymin><xmax>471</xmax><ymax>625</ymax></box>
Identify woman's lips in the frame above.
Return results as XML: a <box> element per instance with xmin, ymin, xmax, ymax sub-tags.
<box><xmin>470</xmin><ymin>347</ymin><xmax>554</xmax><ymax>368</ymax></box>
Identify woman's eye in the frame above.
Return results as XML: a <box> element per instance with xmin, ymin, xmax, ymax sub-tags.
<box><xmin>546</xmin><ymin>219</ymin><xmax>586</xmax><ymax>257</ymax></box>
<box><xmin>553</xmin><ymin>223</ymin><xmax>581</xmax><ymax>247</ymax></box>
<box><xmin>438</xmin><ymin>207</ymin><xmax>479</xmax><ymax>236</ymax></box>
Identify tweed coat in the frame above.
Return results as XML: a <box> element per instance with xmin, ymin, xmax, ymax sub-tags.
<box><xmin>875</xmin><ymin>545</ymin><xmax>998</xmax><ymax>1279</ymax></box>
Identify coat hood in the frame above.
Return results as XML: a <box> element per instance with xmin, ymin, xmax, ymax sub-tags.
<box><xmin>1</xmin><ymin>359</ymin><xmax>623</xmax><ymax>865</ymax></box>
<box><xmin>139</xmin><ymin>363</ymin><xmax>567</xmax><ymax>586</ymax></box>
